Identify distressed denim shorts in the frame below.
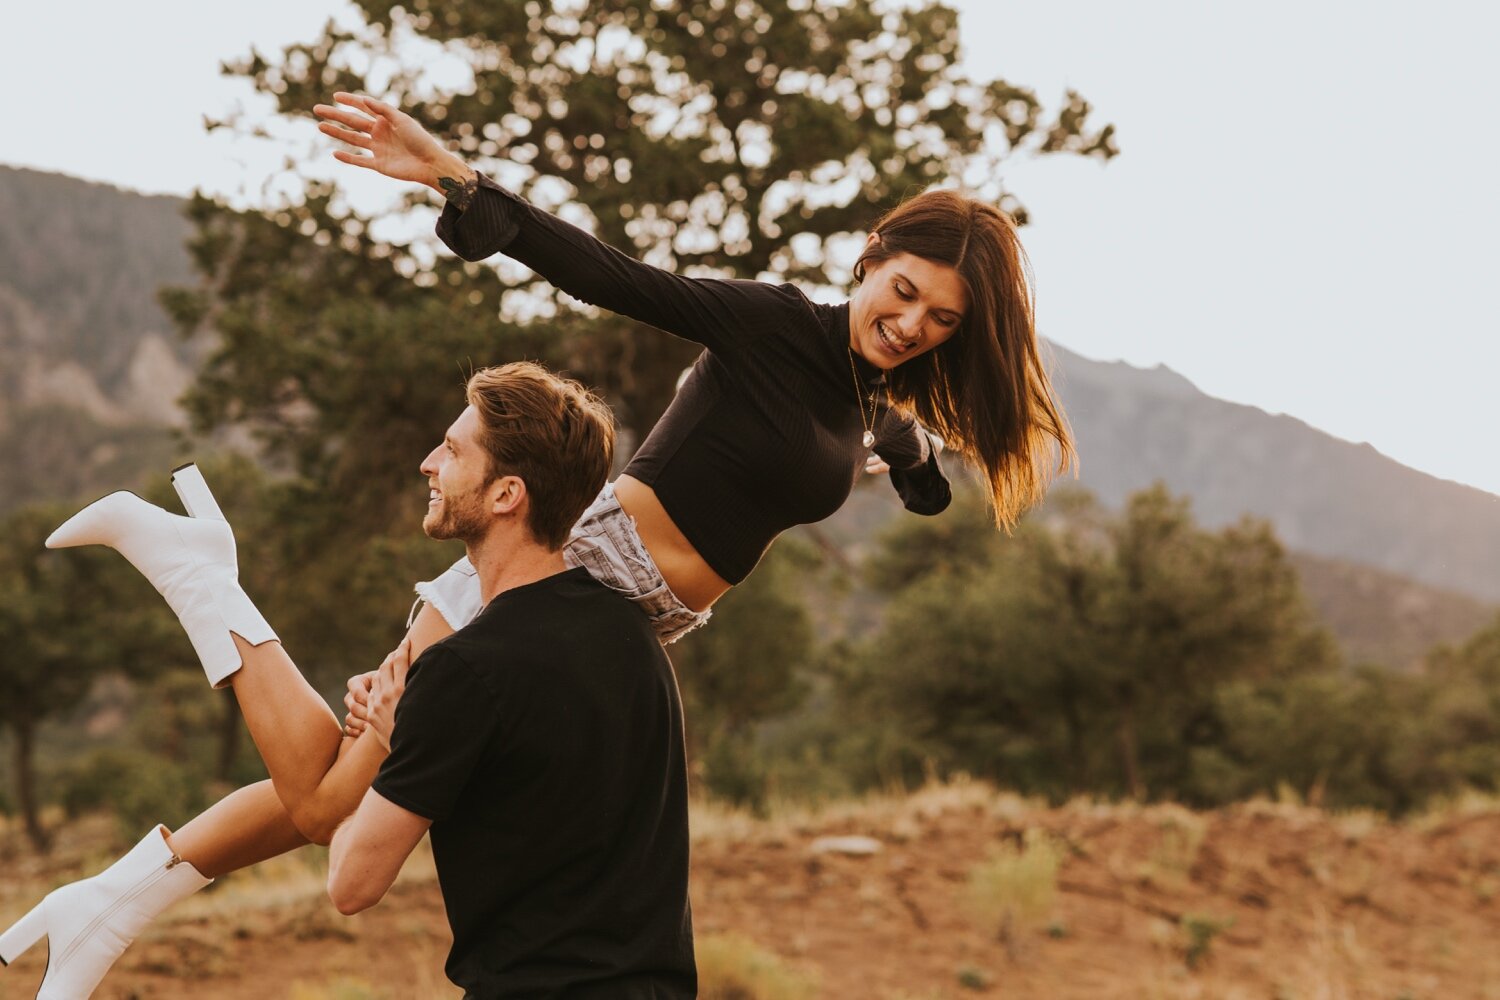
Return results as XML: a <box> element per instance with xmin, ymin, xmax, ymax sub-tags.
<box><xmin>412</xmin><ymin>481</ymin><xmax>712</xmax><ymax>645</ymax></box>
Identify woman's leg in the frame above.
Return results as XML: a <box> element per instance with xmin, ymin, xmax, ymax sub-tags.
<box><xmin>220</xmin><ymin>601</ymin><xmax>455</xmax><ymax>844</ymax></box>
<box><xmin>166</xmin><ymin>780</ymin><xmax>308</xmax><ymax>878</ymax></box>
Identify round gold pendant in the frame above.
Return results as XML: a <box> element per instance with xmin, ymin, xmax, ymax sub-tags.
<box><xmin>862</xmin><ymin>431</ymin><xmax>875</xmax><ymax>448</ymax></box>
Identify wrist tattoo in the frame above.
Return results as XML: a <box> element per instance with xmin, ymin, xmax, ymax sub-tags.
<box><xmin>439</xmin><ymin>173</ymin><xmax>479</xmax><ymax>211</ymax></box>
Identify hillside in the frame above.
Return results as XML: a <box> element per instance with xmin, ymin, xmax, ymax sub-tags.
<box><xmin>5</xmin><ymin>784</ymin><xmax>1500</xmax><ymax>998</ymax></box>
<box><xmin>0</xmin><ymin>167</ymin><xmax>199</xmax><ymax>512</ymax></box>
<box><xmin>1290</xmin><ymin>550</ymin><xmax>1496</xmax><ymax>669</ymax></box>
<box><xmin>1054</xmin><ymin>345</ymin><xmax>1500</xmax><ymax>601</ymax></box>
<box><xmin>0</xmin><ymin>165</ymin><xmax>196</xmax><ymax>397</ymax></box>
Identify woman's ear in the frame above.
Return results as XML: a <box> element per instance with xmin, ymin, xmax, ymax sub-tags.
<box><xmin>854</xmin><ymin>231</ymin><xmax>882</xmax><ymax>283</ymax></box>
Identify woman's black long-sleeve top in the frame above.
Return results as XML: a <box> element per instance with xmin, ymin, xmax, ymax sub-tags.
<box><xmin>436</xmin><ymin>176</ymin><xmax>950</xmax><ymax>584</ymax></box>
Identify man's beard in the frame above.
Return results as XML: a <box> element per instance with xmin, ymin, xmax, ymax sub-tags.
<box><xmin>423</xmin><ymin>487</ymin><xmax>489</xmax><ymax>543</ymax></box>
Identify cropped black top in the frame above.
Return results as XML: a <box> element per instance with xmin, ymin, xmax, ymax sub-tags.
<box><xmin>436</xmin><ymin>176</ymin><xmax>950</xmax><ymax>583</ymax></box>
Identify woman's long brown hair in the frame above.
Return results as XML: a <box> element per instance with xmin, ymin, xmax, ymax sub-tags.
<box><xmin>855</xmin><ymin>189</ymin><xmax>1075</xmax><ymax>530</ymax></box>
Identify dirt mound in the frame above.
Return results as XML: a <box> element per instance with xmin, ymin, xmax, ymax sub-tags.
<box><xmin>4</xmin><ymin>786</ymin><xmax>1499</xmax><ymax>998</ymax></box>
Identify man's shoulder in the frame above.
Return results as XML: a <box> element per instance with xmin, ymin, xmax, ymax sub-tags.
<box><xmin>443</xmin><ymin>568</ymin><xmax>659</xmax><ymax>663</ymax></box>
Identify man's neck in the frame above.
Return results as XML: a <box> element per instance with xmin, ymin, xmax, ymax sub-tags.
<box><xmin>465</xmin><ymin>528</ymin><xmax>569</xmax><ymax>606</ymax></box>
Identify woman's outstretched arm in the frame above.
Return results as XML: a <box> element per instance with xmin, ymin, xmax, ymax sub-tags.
<box><xmin>314</xmin><ymin>93</ymin><xmax>803</xmax><ymax>356</ymax></box>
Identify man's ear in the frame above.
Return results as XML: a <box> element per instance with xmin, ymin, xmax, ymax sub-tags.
<box><xmin>489</xmin><ymin>475</ymin><xmax>527</xmax><ymax>515</ymax></box>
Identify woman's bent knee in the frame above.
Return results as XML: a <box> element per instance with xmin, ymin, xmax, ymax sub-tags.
<box><xmin>289</xmin><ymin>801</ymin><xmax>345</xmax><ymax>847</ymax></box>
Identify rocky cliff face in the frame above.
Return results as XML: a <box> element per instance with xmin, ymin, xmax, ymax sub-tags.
<box><xmin>0</xmin><ymin>166</ymin><xmax>195</xmax><ymax>507</ymax></box>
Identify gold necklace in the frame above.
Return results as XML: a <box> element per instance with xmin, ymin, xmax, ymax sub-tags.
<box><xmin>847</xmin><ymin>347</ymin><xmax>878</xmax><ymax>449</ymax></box>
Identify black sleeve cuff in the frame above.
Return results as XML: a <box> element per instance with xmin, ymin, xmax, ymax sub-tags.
<box><xmin>369</xmin><ymin>779</ymin><xmax>444</xmax><ymax>824</ymax></box>
<box><xmin>889</xmin><ymin>445</ymin><xmax>951</xmax><ymax>516</ymax></box>
<box><xmin>435</xmin><ymin>173</ymin><xmax>528</xmax><ymax>262</ymax></box>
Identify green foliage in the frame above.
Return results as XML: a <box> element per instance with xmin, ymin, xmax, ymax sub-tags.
<box><xmin>0</xmin><ymin>501</ymin><xmax>183</xmax><ymax>848</ymax></box>
<box><xmin>865</xmin><ymin>483</ymin><xmax>997</xmax><ymax>591</ymax></box>
<box><xmin>672</xmin><ymin>542</ymin><xmax>817</xmax><ymax>805</ymax></box>
<box><xmin>858</xmin><ymin>483</ymin><xmax>1340</xmax><ymax>805</ymax></box>
<box><xmin>60</xmin><ymin>746</ymin><xmax>207</xmax><ymax>841</ymax></box>
<box><xmin>1180</xmin><ymin>913</ymin><xmax>1233</xmax><ymax>970</ymax></box>
<box><xmin>956</xmin><ymin>966</ymin><xmax>993</xmax><ymax>990</ymax></box>
<box><xmin>0</xmin><ymin>405</ymin><xmax>179</xmax><ymax>519</ymax></box>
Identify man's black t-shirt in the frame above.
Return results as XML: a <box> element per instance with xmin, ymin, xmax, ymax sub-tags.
<box><xmin>371</xmin><ymin>567</ymin><xmax>695</xmax><ymax>999</ymax></box>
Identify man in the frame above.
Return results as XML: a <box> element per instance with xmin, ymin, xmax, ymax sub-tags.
<box><xmin>326</xmin><ymin>362</ymin><xmax>696</xmax><ymax>999</ymax></box>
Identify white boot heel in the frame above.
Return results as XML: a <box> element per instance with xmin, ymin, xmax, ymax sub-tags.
<box><xmin>45</xmin><ymin>467</ymin><xmax>278</xmax><ymax>688</ymax></box>
<box><xmin>171</xmin><ymin>463</ymin><xmax>226</xmax><ymax>522</ymax></box>
<box><xmin>0</xmin><ymin>902</ymin><xmax>47</xmax><ymax>965</ymax></box>
<box><xmin>0</xmin><ymin>826</ymin><xmax>211</xmax><ymax>998</ymax></box>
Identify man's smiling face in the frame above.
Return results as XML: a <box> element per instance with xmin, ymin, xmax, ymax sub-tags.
<box><xmin>419</xmin><ymin>405</ymin><xmax>495</xmax><ymax>543</ymax></box>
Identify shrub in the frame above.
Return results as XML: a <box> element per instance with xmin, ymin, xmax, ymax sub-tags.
<box><xmin>697</xmin><ymin>932</ymin><xmax>819</xmax><ymax>1000</ymax></box>
<box><xmin>59</xmin><ymin>747</ymin><xmax>205</xmax><ymax>841</ymax></box>
<box><xmin>965</xmin><ymin>829</ymin><xmax>1064</xmax><ymax>950</ymax></box>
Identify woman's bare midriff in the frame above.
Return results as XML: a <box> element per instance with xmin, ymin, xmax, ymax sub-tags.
<box><xmin>613</xmin><ymin>474</ymin><xmax>732</xmax><ymax>613</ymax></box>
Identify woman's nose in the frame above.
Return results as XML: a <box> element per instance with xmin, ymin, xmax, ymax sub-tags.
<box><xmin>902</xmin><ymin>306</ymin><xmax>928</xmax><ymax>340</ymax></box>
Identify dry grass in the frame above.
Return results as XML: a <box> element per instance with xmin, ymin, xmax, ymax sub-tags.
<box><xmin>287</xmin><ymin>978</ymin><xmax>387</xmax><ymax>1000</ymax></box>
<box><xmin>964</xmin><ymin>828</ymin><xmax>1064</xmax><ymax>953</ymax></box>
<box><xmin>1143</xmin><ymin>804</ymin><xmax>1207</xmax><ymax>886</ymax></box>
<box><xmin>697</xmin><ymin>932</ymin><xmax>820</xmax><ymax>1000</ymax></box>
<box><xmin>690</xmin><ymin>774</ymin><xmax>1041</xmax><ymax>847</ymax></box>
<box><xmin>1411</xmin><ymin>789</ymin><xmax>1500</xmax><ymax>831</ymax></box>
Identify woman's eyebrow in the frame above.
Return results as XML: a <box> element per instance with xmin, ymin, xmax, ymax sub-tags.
<box><xmin>897</xmin><ymin>272</ymin><xmax>962</xmax><ymax>315</ymax></box>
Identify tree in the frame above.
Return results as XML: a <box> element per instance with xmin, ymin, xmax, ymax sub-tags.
<box><xmin>859</xmin><ymin>484</ymin><xmax>1336</xmax><ymax>803</ymax></box>
<box><xmin>669</xmin><ymin>540</ymin><xmax>818</xmax><ymax>806</ymax></box>
<box><xmin>1412</xmin><ymin>613</ymin><xmax>1500</xmax><ymax>795</ymax></box>
<box><xmin>0</xmin><ymin>504</ymin><xmax>180</xmax><ymax>850</ymax></box>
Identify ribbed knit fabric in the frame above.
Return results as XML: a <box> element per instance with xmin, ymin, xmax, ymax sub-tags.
<box><xmin>437</xmin><ymin>176</ymin><xmax>950</xmax><ymax>583</ymax></box>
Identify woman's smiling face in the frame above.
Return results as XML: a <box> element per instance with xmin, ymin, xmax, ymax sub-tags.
<box><xmin>849</xmin><ymin>251</ymin><xmax>969</xmax><ymax>370</ymax></box>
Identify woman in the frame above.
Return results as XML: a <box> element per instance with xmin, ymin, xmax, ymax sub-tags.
<box><xmin>0</xmin><ymin>92</ymin><xmax>1072</xmax><ymax>996</ymax></box>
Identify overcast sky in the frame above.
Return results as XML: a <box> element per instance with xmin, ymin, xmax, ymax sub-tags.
<box><xmin>3</xmin><ymin>1</ymin><xmax>1497</xmax><ymax>495</ymax></box>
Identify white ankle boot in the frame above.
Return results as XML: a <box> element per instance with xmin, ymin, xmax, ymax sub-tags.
<box><xmin>46</xmin><ymin>464</ymin><xmax>276</xmax><ymax>688</ymax></box>
<box><xmin>0</xmin><ymin>825</ymin><xmax>212</xmax><ymax>998</ymax></box>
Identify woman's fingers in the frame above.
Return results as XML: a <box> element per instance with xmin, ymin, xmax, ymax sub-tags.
<box><xmin>334</xmin><ymin>91</ymin><xmax>394</xmax><ymax>122</ymax></box>
<box><xmin>353</xmin><ymin>93</ymin><xmax>401</xmax><ymax>121</ymax></box>
<box><xmin>313</xmin><ymin>104</ymin><xmax>375</xmax><ymax>133</ymax></box>
<box><xmin>864</xmin><ymin>455</ymin><xmax>891</xmax><ymax>475</ymax></box>
<box><xmin>332</xmin><ymin>149</ymin><xmax>376</xmax><ymax>169</ymax></box>
<box><xmin>318</xmin><ymin>121</ymin><xmax>373</xmax><ymax>149</ymax></box>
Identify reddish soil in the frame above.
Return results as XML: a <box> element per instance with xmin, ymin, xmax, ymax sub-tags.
<box><xmin>4</xmin><ymin>790</ymin><xmax>1500</xmax><ymax>998</ymax></box>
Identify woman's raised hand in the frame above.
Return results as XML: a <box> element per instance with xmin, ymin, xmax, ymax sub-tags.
<box><xmin>313</xmin><ymin>92</ymin><xmax>472</xmax><ymax>193</ymax></box>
